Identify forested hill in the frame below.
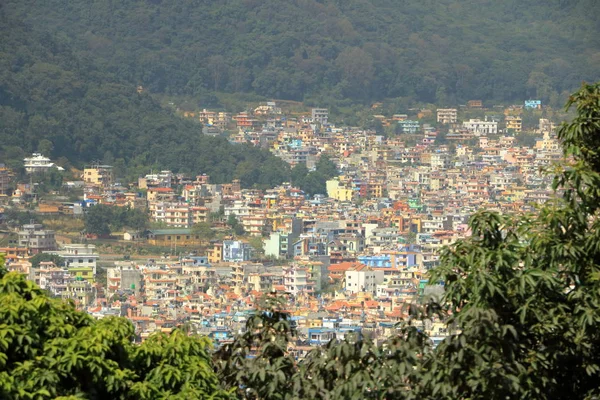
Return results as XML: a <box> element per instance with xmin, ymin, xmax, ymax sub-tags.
<box><xmin>0</xmin><ymin>10</ymin><xmax>290</xmax><ymax>187</ymax></box>
<box><xmin>4</xmin><ymin>0</ymin><xmax>599</xmax><ymax>106</ymax></box>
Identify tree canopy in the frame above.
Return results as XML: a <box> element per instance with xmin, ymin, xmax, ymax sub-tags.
<box><xmin>0</xmin><ymin>256</ymin><xmax>232</xmax><ymax>400</ymax></box>
<box><xmin>3</xmin><ymin>0</ymin><xmax>598</xmax><ymax>106</ymax></box>
<box><xmin>0</xmin><ymin>11</ymin><xmax>291</xmax><ymax>188</ymax></box>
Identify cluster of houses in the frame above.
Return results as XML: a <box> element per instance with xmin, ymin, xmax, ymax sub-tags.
<box><xmin>0</xmin><ymin>98</ymin><xmax>563</xmax><ymax>351</ymax></box>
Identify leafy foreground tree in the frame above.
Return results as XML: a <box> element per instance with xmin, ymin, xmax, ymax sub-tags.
<box><xmin>215</xmin><ymin>83</ymin><xmax>600</xmax><ymax>399</ymax></box>
<box><xmin>0</xmin><ymin>258</ymin><xmax>232</xmax><ymax>400</ymax></box>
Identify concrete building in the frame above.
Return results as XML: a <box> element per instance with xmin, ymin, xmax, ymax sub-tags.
<box><xmin>436</xmin><ymin>109</ymin><xmax>458</xmax><ymax>124</ymax></box>
<box><xmin>53</xmin><ymin>244</ymin><xmax>99</xmax><ymax>275</ymax></box>
<box><xmin>311</xmin><ymin>108</ymin><xmax>329</xmax><ymax>125</ymax></box>
<box><xmin>83</xmin><ymin>165</ymin><xmax>113</xmax><ymax>187</ymax></box>
<box><xmin>106</xmin><ymin>262</ymin><xmax>143</xmax><ymax>299</ymax></box>
<box><xmin>462</xmin><ymin>118</ymin><xmax>498</xmax><ymax>135</ymax></box>
<box><xmin>222</xmin><ymin>240</ymin><xmax>253</xmax><ymax>262</ymax></box>
<box><xmin>23</xmin><ymin>153</ymin><xmax>61</xmax><ymax>174</ymax></box>
<box><xmin>344</xmin><ymin>264</ymin><xmax>384</xmax><ymax>296</ymax></box>
<box><xmin>17</xmin><ymin>223</ymin><xmax>57</xmax><ymax>254</ymax></box>
<box><xmin>505</xmin><ymin>116</ymin><xmax>522</xmax><ymax>133</ymax></box>
<box><xmin>283</xmin><ymin>264</ymin><xmax>314</xmax><ymax>295</ymax></box>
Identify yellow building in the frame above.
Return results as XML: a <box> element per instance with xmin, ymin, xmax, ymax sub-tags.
<box><xmin>83</xmin><ymin>165</ymin><xmax>113</xmax><ymax>187</ymax></box>
<box><xmin>68</xmin><ymin>266</ymin><xmax>95</xmax><ymax>283</ymax></box>
<box><xmin>207</xmin><ymin>242</ymin><xmax>223</xmax><ymax>264</ymax></box>
<box><xmin>505</xmin><ymin>116</ymin><xmax>522</xmax><ymax>132</ymax></box>
<box><xmin>147</xmin><ymin>229</ymin><xmax>204</xmax><ymax>246</ymax></box>
<box><xmin>326</xmin><ymin>179</ymin><xmax>353</xmax><ymax>201</ymax></box>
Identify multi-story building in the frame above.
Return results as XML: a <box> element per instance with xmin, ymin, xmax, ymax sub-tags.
<box><xmin>83</xmin><ymin>165</ymin><xmax>113</xmax><ymax>188</ymax></box>
<box><xmin>23</xmin><ymin>153</ymin><xmax>59</xmax><ymax>174</ymax></box>
<box><xmin>223</xmin><ymin>240</ymin><xmax>253</xmax><ymax>262</ymax></box>
<box><xmin>344</xmin><ymin>264</ymin><xmax>384</xmax><ymax>296</ymax></box>
<box><xmin>436</xmin><ymin>108</ymin><xmax>458</xmax><ymax>124</ymax></box>
<box><xmin>17</xmin><ymin>223</ymin><xmax>57</xmax><ymax>254</ymax></box>
<box><xmin>505</xmin><ymin>116</ymin><xmax>522</xmax><ymax>133</ymax></box>
<box><xmin>0</xmin><ymin>164</ymin><xmax>11</xmax><ymax>195</ymax></box>
<box><xmin>52</xmin><ymin>244</ymin><xmax>99</xmax><ymax>276</ymax></box>
<box><xmin>397</xmin><ymin>120</ymin><xmax>420</xmax><ymax>134</ymax></box>
<box><xmin>462</xmin><ymin>118</ymin><xmax>498</xmax><ymax>135</ymax></box>
<box><xmin>311</xmin><ymin>108</ymin><xmax>329</xmax><ymax>125</ymax></box>
<box><xmin>283</xmin><ymin>264</ymin><xmax>314</xmax><ymax>295</ymax></box>
<box><xmin>106</xmin><ymin>262</ymin><xmax>143</xmax><ymax>299</ymax></box>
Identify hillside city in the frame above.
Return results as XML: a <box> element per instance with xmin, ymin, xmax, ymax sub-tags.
<box><xmin>1</xmin><ymin>99</ymin><xmax>560</xmax><ymax>355</ymax></box>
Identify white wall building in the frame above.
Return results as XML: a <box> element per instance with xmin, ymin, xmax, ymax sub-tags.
<box><xmin>462</xmin><ymin>118</ymin><xmax>498</xmax><ymax>135</ymax></box>
<box><xmin>53</xmin><ymin>244</ymin><xmax>99</xmax><ymax>275</ymax></box>
<box><xmin>344</xmin><ymin>265</ymin><xmax>384</xmax><ymax>296</ymax></box>
<box><xmin>23</xmin><ymin>153</ymin><xmax>63</xmax><ymax>174</ymax></box>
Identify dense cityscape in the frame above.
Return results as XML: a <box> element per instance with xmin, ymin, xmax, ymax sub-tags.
<box><xmin>2</xmin><ymin>100</ymin><xmax>561</xmax><ymax>352</ymax></box>
<box><xmin>2</xmin><ymin>0</ymin><xmax>600</xmax><ymax>398</ymax></box>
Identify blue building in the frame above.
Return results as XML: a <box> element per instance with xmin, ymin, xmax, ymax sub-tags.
<box><xmin>524</xmin><ymin>100</ymin><xmax>542</xmax><ymax>109</ymax></box>
<box><xmin>223</xmin><ymin>240</ymin><xmax>253</xmax><ymax>262</ymax></box>
<box><xmin>308</xmin><ymin>327</ymin><xmax>336</xmax><ymax>345</ymax></box>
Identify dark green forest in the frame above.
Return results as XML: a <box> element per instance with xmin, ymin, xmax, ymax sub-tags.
<box><xmin>0</xmin><ymin>8</ymin><xmax>291</xmax><ymax>187</ymax></box>
<box><xmin>4</xmin><ymin>0</ymin><xmax>599</xmax><ymax>107</ymax></box>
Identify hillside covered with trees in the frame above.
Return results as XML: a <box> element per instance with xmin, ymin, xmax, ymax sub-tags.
<box><xmin>0</xmin><ymin>9</ymin><xmax>291</xmax><ymax>187</ymax></box>
<box><xmin>4</xmin><ymin>0</ymin><xmax>599</xmax><ymax>107</ymax></box>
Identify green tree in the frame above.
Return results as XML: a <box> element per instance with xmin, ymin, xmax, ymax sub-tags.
<box><xmin>84</xmin><ymin>204</ymin><xmax>113</xmax><ymax>236</ymax></box>
<box><xmin>414</xmin><ymin>82</ymin><xmax>600</xmax><ymax>399</ymax></box>
<box><xmin>215</xmin><ymin>294</ymin><xmax>296</xmax><ymax>399</ymax></box>
<box><xmin>0</xmin><ymin>256</ymin><xmax>232</xmax><ymax>399</ymax></box>
<box><xmin>192</xmin><ymin>222</ymin><xmax>216</xmax><ymax>240</ymax></box>
<box><xmin>227</xmin><ymin>213</ymin><xmax>245</xmax><ymax>236</ymax></box>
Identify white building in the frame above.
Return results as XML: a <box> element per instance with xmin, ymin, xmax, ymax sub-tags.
<box><xmin>52</xmin><ymin>244</ymin><xmax>99</xmax><ymax>275</ymax></box>
<box><xmin>344</xmin><ymin>265</ymin><xmax>384</xmax><ymax>296</ymax></box>
<box><xmin>462</xmin><ymin>118</ymin><xmax>498</xmax><ymax>135</ymax></box>
<box><xmin>23</xmin><ymin>153</ymin><xmax>63</xmax><ymax>174</ymax></box>
<box><xmin>283</xmin><ymin>264</ymin><xmax>315</xmax><ymax>295</ymax></box>
<box><xmin>105</xmin><ymin>262</ymin><xmax>143</xmax><ymax>299</ymax></box>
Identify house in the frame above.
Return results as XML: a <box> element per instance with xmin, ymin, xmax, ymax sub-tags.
<box><xmin>344</xmin><ymin>264</ymin><xmax>384</xmax><ymax>296</ymax></box>
<box><xmin>436</xmin><ymin>109</ymin><xmax>458</xmax><ymax>124</ymax></box>
<box><xmin>462</xmin><ymin>117</ymin><xmax>498</xmax><ymax>135</ymax></box>
<box><xmin>23</xmin><ymin>153</ymin><xmax>63</xmax><ymax>174</ymax></box>
<box><xmin>147</xmin><ymin>229</ymin><xmax>203</xmax><ymax>246</ymax></box>
<box><xmin>311</xmin><ymin>108</ymin><xmax>329</xmax><ymax>125</ymax></box>
<box><xmin>222</xmin><ymin>240</ymin><xmax>253</xmax><ymax>262</ymax></box>
<box><xmin>505</xmin><ymin>116</ymin><xmax>522</xmax><ymax>132</ymax></box>
<box><xmin>83</xmin><ymin>165</ymin><xmax>113</xmax><ymax>188</ymax></box>
<box><xmin>51</xmin><ymin>243</ymin><xmax>99</xmax><ymax>276</ymax></box>
<box><xmin>17</xmin><ymin>223</ymin><xmax>57</xmax><ymax>254</ymax></box>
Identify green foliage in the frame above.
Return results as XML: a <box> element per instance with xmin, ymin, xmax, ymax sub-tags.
<box><xmin>291</xmin><ymin>155</ymin><xmax>338</xmax><ymax>197</ymax></box>
<box><xmin>214</xmin><ymin>295</ymin><xmax>296</xmax><ymax>399</ymax></box>
<box><xmin>2</xmin><ymin>209</ymin><xmax>41</xmax><ymax>228</ymax></box>
<box><xmin>416</xmin><ymin>83</ymin><xmax>600</xmax><ymax>399</ymax></box>
<box><xmin>0</xmin><ymin>255</ymin><xmax>232</xmax><ymax>399</ymax></box>
<box><xmin>0</xmin><ymin>11</ymin><xmax>290</xmax><ymax>189</ymax></box>
<box><xmin>4</xmin><ymin>0</ymin><xmax>598</xmax><ymax>106</ymax></box>
<box><xmin>84</xmin><ymin>204</ymin><xmax>148</xmax><ymax>236</ymax></box>
<box><xmin>29</xmin><ymin>253</ymin><xmax>64</xmax><ymax>268</ymax></box>
<box><xmin>192</xmin><ymin>222</ymin><xmax>216</xmax><ymax>240</ymax></box>
<box><xmin>226</xmin><ymin>213</ymin><xmax>245</xmax><ymax>236</ymax></box>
